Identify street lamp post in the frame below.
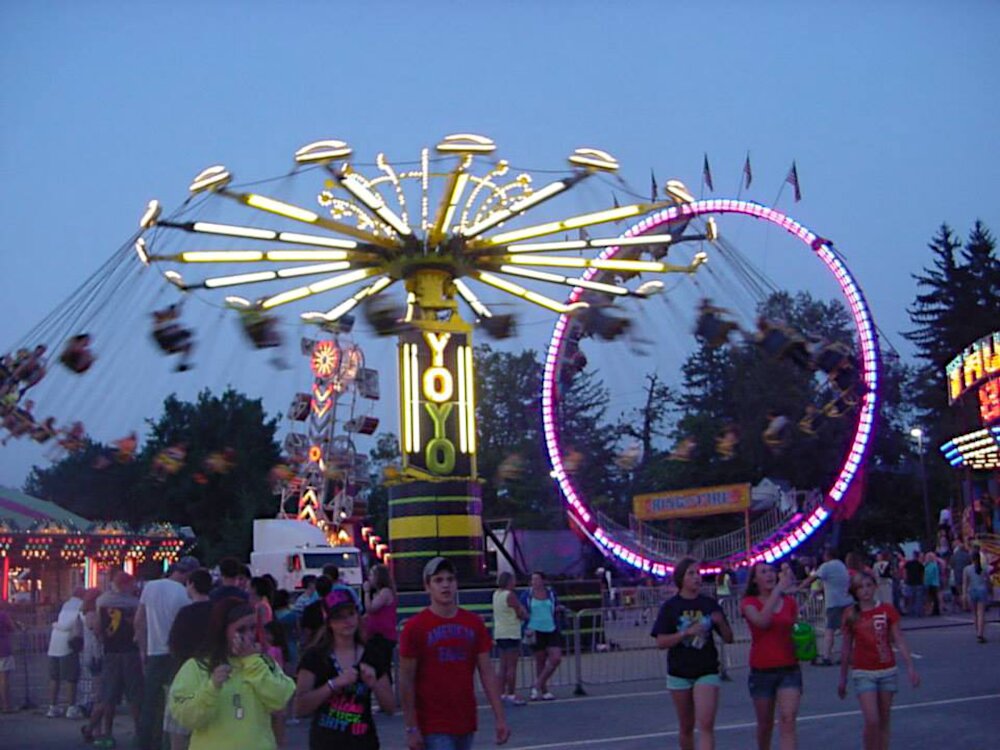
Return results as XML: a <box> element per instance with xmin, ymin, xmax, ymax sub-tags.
<box><xmin>910</xmin><ymin>427</ymin><xmax>933</xmax><ymax>544</ymax></box>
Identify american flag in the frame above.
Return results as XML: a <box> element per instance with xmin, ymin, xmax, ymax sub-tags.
<box><xmin>650</xmin><ymin>169</ymin><xmax>658</xmax><ymax>202</ymax></box>
<box><xmin>743</xmin><ymin>153</ymin><xmax>753</xmax><ymax>189</ymax></box>
<box><xmin>786</xmin><ymin>161</ymin><xmax>802</xmax><ymax>202</ymax></box>
<box><xmin>702</xmin><ymin>154</ymin><xmax>714</xmax><ymax>192</ymax></box>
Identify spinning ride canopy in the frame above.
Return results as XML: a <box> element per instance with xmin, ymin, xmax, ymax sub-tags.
<box><xmin>132</xmin><ymin>135</ymin><xmax>878</xmax><ymax>578</ymax></box>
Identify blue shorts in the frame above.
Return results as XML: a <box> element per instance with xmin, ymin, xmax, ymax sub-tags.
<box><xmin>667</xmin><ymin>673</ymin><xmax>722</xmax><ymax>691</ymax></box>
<box><xmin>969</xmin><ymin>587</ymin><xmax>989</xmax><ymax>604</ymax></box>
<box><xmin>495</xmin><ymin>638</ymin><xmax>522</xmax><ymax>652</ymax></box>
<box><xmin>424</xmin><ymin>733</ymin><xmax>475</xmax><ymax>750</ymax></box>
<box><xmin>826</xmin><ymin>606</ymin><xmax>848</xmax><ymax>630</ymax></box>
<box><xmin>748</xmin><ymin>666</ymin><xmax>803</xmax><ymax>700</ymax></box>
<box><xmin>852</xmin><ymin>669</ymin><xmax>898</xmax><ymax>694</ymax></box>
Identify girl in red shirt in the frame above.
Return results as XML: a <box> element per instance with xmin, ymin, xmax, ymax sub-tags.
<box><xmin>837</xmin><ymin>571</ymin><xmax>919</xmax><ymax>750</ymax></box>
<box><xmin>740</xmin><ymin>562</ymin><xmax>801</xmax><ymax>750</ymax></box>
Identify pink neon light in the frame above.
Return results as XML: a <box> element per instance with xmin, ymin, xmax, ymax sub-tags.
<box><xmin>541</xmin><ymin>199</ymin><xmax>880</xmax><ymax>575</ymax></box>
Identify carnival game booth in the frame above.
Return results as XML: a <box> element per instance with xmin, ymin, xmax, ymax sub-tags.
<box><xmin>940</xmin><ymin>331</ymin><xmax>1000</xmax><ymax>590</ymax></box>
<box><xmin>0</xmin><ymin>486</ymin><xmax>189</xmax><ymax>606</ymax></box>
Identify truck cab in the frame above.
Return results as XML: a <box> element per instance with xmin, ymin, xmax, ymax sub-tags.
<box><xmin>249</xmin><ymin>518</ymin><xmax>363</xmax><ymax>593</ymax></box>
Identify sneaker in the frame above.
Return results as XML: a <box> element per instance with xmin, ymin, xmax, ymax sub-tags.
<box><xmin>510</xmin><ymin>695</ymin><xmax>527</xmax><ymax>706</ymax></box>
<box><xmin>529</xmin><ymin>688</ymin><xmax>540</xmax><ymax>701</ymax></box>
<box><xmin>46</xmin><ymin>705</ymin><xmax>63</xmax><ymax>718</ymax></box>
<box><xmin>66</xmin><ymin>705</ymin><xmax>85</xmax><ymax>720</ymax></box>
<box><xmin>541</xmin><ymin>692</ymin><xmax>556</xmax><ymax>701</ymax></box>
<box><xmin>93</xmin><ymin>737</ymin><xmax>117</xmax><ymax>749</ymax></box>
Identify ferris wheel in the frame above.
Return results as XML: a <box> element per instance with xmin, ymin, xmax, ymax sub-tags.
<box><xmin>541</xmin><ymin>200</ymin><xmax>880</xmax><ymax>576</ymax></box>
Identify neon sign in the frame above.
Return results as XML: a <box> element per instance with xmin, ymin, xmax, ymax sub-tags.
<box><xmin>399</xmin><ymin>328</ymin><xmax>476</xmax><ymax>477</ymax></box>
<box><xmin>946</xmin><ymin>331</ymin><xmax>1000</xmax><ymax>404</ymax></box>
<box><xmin>980</xmin><ymin>378</ymin><xmax>1000</xmax><ymax>425</ymax></box>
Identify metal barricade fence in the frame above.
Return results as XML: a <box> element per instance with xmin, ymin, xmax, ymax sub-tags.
<box><xmin>9</xmin><ymin>625</ymin><xmax>57</xmax><ymax>710</ymax></box>
<box><xmin>568</xmin><ymin>591</ymin><xmax>828</xmax><ymax>693</ymax></box>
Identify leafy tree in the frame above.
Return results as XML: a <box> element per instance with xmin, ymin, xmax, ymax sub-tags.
<box><xmin>26</xmin><ymin>387</ymin><xmax>282</xmax><ymax>563</ymax></box>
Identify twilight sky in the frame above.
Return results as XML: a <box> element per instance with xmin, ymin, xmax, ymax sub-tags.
<box><xmin>1</xmin><ymin>1</ymin><xmax>998</xmax><ymax>489</ymax></box>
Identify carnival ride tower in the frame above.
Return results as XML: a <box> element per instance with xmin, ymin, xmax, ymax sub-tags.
<box><xmin>281</xmin><ymin>333</ymin><xmax>379</xmax><ymax>546</ymax></box>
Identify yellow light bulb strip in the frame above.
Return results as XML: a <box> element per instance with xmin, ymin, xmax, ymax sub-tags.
<box><xmin>339</xmin><ymin>173</ymin><xmax>412</xmax><ymax>237</ymax></box>
<box><xmin>457</xmin><ymin>345</ymin><xmax>468</xmax><ymax>454</ymax></box>
<box><xmin>401</xmin><ymin>343</ymin><xmax>414</xmax><ymax>453</ymax></box>
<box><xmin>474</xmin><ymin>203</ymin><xmax>649</xmax><ymax>247</ymax></box>
<box><xmin>503</xmin><ymin>233</ymin><xmax>674</xmax><ymax>254</ymax></box>
<box><xmin>464</xmin><ymin>344</ymin><xmax>476</xmax><ymax>454</ymax></box>
<box><xmin>317</xmin><ymin>276</ymin><xmax>395</xmax><ymax>321</ymax></box>
<box><xmin>260</xmin><ymin>267</ymin><xmax>379</xmax><ymax>310</ymax></box>
<box><xmin>452</xmin><ymin>278</ymin><xmax>493</xmax><ymax>319</ymax></box>
<box><xmin>430</xmin><ymin>169</ymin><xmax>470</xmax><ymax>244</ymax></box>
<box><xmin>497</xmin><ymin>265</ymin><xmax>629</xmax><ymax>296</ymax></box>
<box><xmin>499</xmin><ymin>255</ymin><xmax>669</xmax><ymax>273</ymax></box>
<box><xmin>461</xmin><ymin>178</ymin><xmax>575</xmax><ymax>240</ymax></box>
<box><xmin>410</xmin><ymin>344</ymin><xmax>421</xmax><ymax>450</ymax></box>
<box><xmin>473</xmin><ymin>271</ymin><xmax>588</xmax><ymax>314</ymax></box>
<box><xmin>225</xmin><ymin>190</ymin><xmax>400</xmax><ymax>248</ymax></box>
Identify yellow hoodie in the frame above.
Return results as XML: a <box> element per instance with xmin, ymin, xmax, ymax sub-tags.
<box><xmin>169</xmin><ymin>653</ymin><xmax>295</xmax><ymax>750</ymax></box>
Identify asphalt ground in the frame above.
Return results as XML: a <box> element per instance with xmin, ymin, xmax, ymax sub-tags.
<box><xmin>3</xmin><ymin>616</ymin><xmax>997</xmax><ymax>750</ymax></box>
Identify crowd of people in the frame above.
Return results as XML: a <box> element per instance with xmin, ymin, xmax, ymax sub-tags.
<box><xmin>30</xmin><ymin>556</ymin><xmax>402</xmax><ymax>750</ymax></box>
<box><xmin>18</xmin><ymin>537</ymin><xmax>995</xmax><ymax>750</ymax></box>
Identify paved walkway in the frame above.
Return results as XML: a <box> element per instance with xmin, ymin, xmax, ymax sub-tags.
<box><xmin>3</xmin><ymin>615</ymin><xmax>997</xmax><ymax>750</ymax></box>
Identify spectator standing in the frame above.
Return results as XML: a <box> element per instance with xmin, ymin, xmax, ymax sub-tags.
<box><xmin>273</xmin><ymin>590</ymin><xmax>300</xmax><ymax>671</ymax></box>
<box><xmin>136</xmin><ymin>555</ymin><xmax>201</xmax><ymax>750</ymax></box>
<box><xmin>521</xmin><ymin>571</ymin><xmax>563</xmax><ymax>701</ymax></box>
<box><xmin>77</xmin><ymin>589</ymin><xmax>103</xmax><ymax>725</ymax></box>
<box><xmin>949</xmin><ymin>540</ymin><xmax>972</xmax><ymax>611</ymax></box>
<box><xmin>491</xmin><ymin>572</ymin><xmax>528</xmax><ymax>707</ymax></box>
<box><xmin>301</xmin><ymin>577</ymin><xmax>334</xmax><ymax>648</ymax></box>
<box><xmin>210</xmin><ymin>558</ymin><xmax>251</xmax><ymax>602</ymax></box>
<box><xmin>871</xmin><ymin>552</ymin><xmax>894</xmax><ymax>607</ymax></box>
<box><xmin>294</xmin><ymin>589</ymin><xmax>395</xmax><ymax>749</ymax></box>
<box><xmin>837</xmin><ymin>572</ymin><xmax>920</xmax><ymax>750</ymax></box>
<box><xmin>46</xmin><ymin>586</ymin><xmax>85</xmax><ymax>718</ymax></box>
<box><xmin>95</xmin><ymin>571</ymin><xmax>143</xmax><ymax>747</ymax></box>
<box><xmin>742</xmin><ymin>563</ymin><xmax>801</xmax><ymax>750</ymax></box>
<box><xmin>651</xmin><ymin>557</ymin><xmax>734</xmax><ymax>750</ymax></box>
<box><xmin>168</xmin><ymin>597</ymin><xmax>295</xmax><ymax>750</ymax></box>
<box><xmin>902</xmin><ymin>551</ymin><xmax>925</xmax><ymax>618</ymax></box>
<box><xmin>963</xmin><ymin>548</ymin><xmax>992</xmax><ymax>643</ymax></box>
<box><xmin>165</xmin><ymin>568</ymin><xmax>214</xmax><ymax>750</ymax></box>
<box><xmin>0</xmin><ymin>599</ymin><xmax>16</xmax><ymax>713</ymax></box>
<box><xmin>399</xmin><ymin>556</ymin><xmax>510</xmax><ymax>749</ymax></box>
<box><xmin>923</xmin><ymin>552</ymin><xmax>942</xmax><ymax>616</ymax></box>
<box><xmin>800</xmin><ymin>548</ymin><xmax>852</xmax><ymax>666</ymax></box>
<box><xmin>250</xmin><ymin>576</ymin><xmax>276</xmax><ymax>645</ymax></box>
<box><xmin>362</xmin><ymin>563</ymin><xmax>399</xmax><ymax>681</ymax></box>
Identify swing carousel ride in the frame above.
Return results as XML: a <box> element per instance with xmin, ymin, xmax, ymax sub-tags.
<box><xmin>1</xmin><ymin>133</ymin><xmax>880</xmax><ymax>578</ymax></box>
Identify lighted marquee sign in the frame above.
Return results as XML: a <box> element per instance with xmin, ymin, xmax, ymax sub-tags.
<box><xmin>634</xmin><ymin>483</ymin><xmax>751</xmax><ymax>521</ymax></box>
<box><xmin>946</xmin><ymin>331</ymin><xmax>1000</xmax><ymax>404</ymax></box>
<box><xmin>941</xmin><ymin>426</ymin><xmax>1000</xmax><ymax>470</ymax></box>
<box><xmin>399</xmin><ymin>328</ymin><xmax>476</xmax><ymax>477</ymax></box>
<box><xmin>542</xmin><ymin>199</ymin><xmax>880</xmax><ymax>576</ymax></box>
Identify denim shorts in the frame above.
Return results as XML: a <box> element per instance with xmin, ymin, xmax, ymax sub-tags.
<box><xmin>825</xmin><ymin>605</ymin><xmax>848</xmax><ymax>630</ymax></box>
<box><xmin>852</xmin><ymin>668</ymin><xmax>898</xmax><ymax>694</ymax></box>
<box><xmin>495</xmin><ymin>638</ymin><xmax>522</xmax><ymax>652</ymax></box>
<box><xmin>667</xmin><ymin>672</ymin><xmax>722</xmax><ymax>691</ymax></box>
<box><xmin>424</xmin><ymin>733</ymin><xmax>475</xmax><ymax>750</ymax></box>
<box><xmin>748</xmin><ymin>666</ymin><xmax>803</xmax><ymax>699</ymax></box>
<box><xmin>969</xmin><ymin>587</ymin><xmax>990</xmax><ymax>604</ymax></box>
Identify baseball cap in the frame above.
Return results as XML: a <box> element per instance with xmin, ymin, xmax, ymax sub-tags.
<box><xmin>422</xmin><ymin>556</ymin><xmax>456</xmax><ymax>582</ymax></box>
<box><xmin>169</xmin><ymin>556</ymin><xmax>201</xmax><ymax>575</ymax></box>
<box><xmin>324</xmin><ymin>589</ymin><xmax>358</xmax><ymax>618</ymax></box>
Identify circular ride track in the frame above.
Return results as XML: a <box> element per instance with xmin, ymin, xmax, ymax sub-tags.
<box><xmin>542</xmin><ymin>199</ymin><xmax>880</xmax><ymax>577</ymax></box>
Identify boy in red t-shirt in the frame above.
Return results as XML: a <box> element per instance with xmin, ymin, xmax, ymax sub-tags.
<box><xmin>838</xmin><ymin>571</ymin><xmax>919</xmax><ymax>750</ymax></box>
<box><xmin>399</xmin><ymin>557</ymin><xmax>510</xmax><ymax>750</ymax></box>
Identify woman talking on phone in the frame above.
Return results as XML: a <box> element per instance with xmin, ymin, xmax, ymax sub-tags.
<box><xmin>168</xmin><ymin>597</ymin><xmax>295</xmax><ymax>750</ymax></box>
<box><xmin>741</xmin><ymin>563</ymin><xmax>802</xmax><ymax>750</ymax></box>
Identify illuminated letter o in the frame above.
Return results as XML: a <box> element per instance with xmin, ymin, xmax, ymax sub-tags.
<box><xmin>426</xmin><ymin>438</ymin><xmax>456</xmax><ymax>474</ymax></box>
<box><xmin>423</xmin><ymin>367</ymin><xmax>454</xmax><ymax>403</ymax></box>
